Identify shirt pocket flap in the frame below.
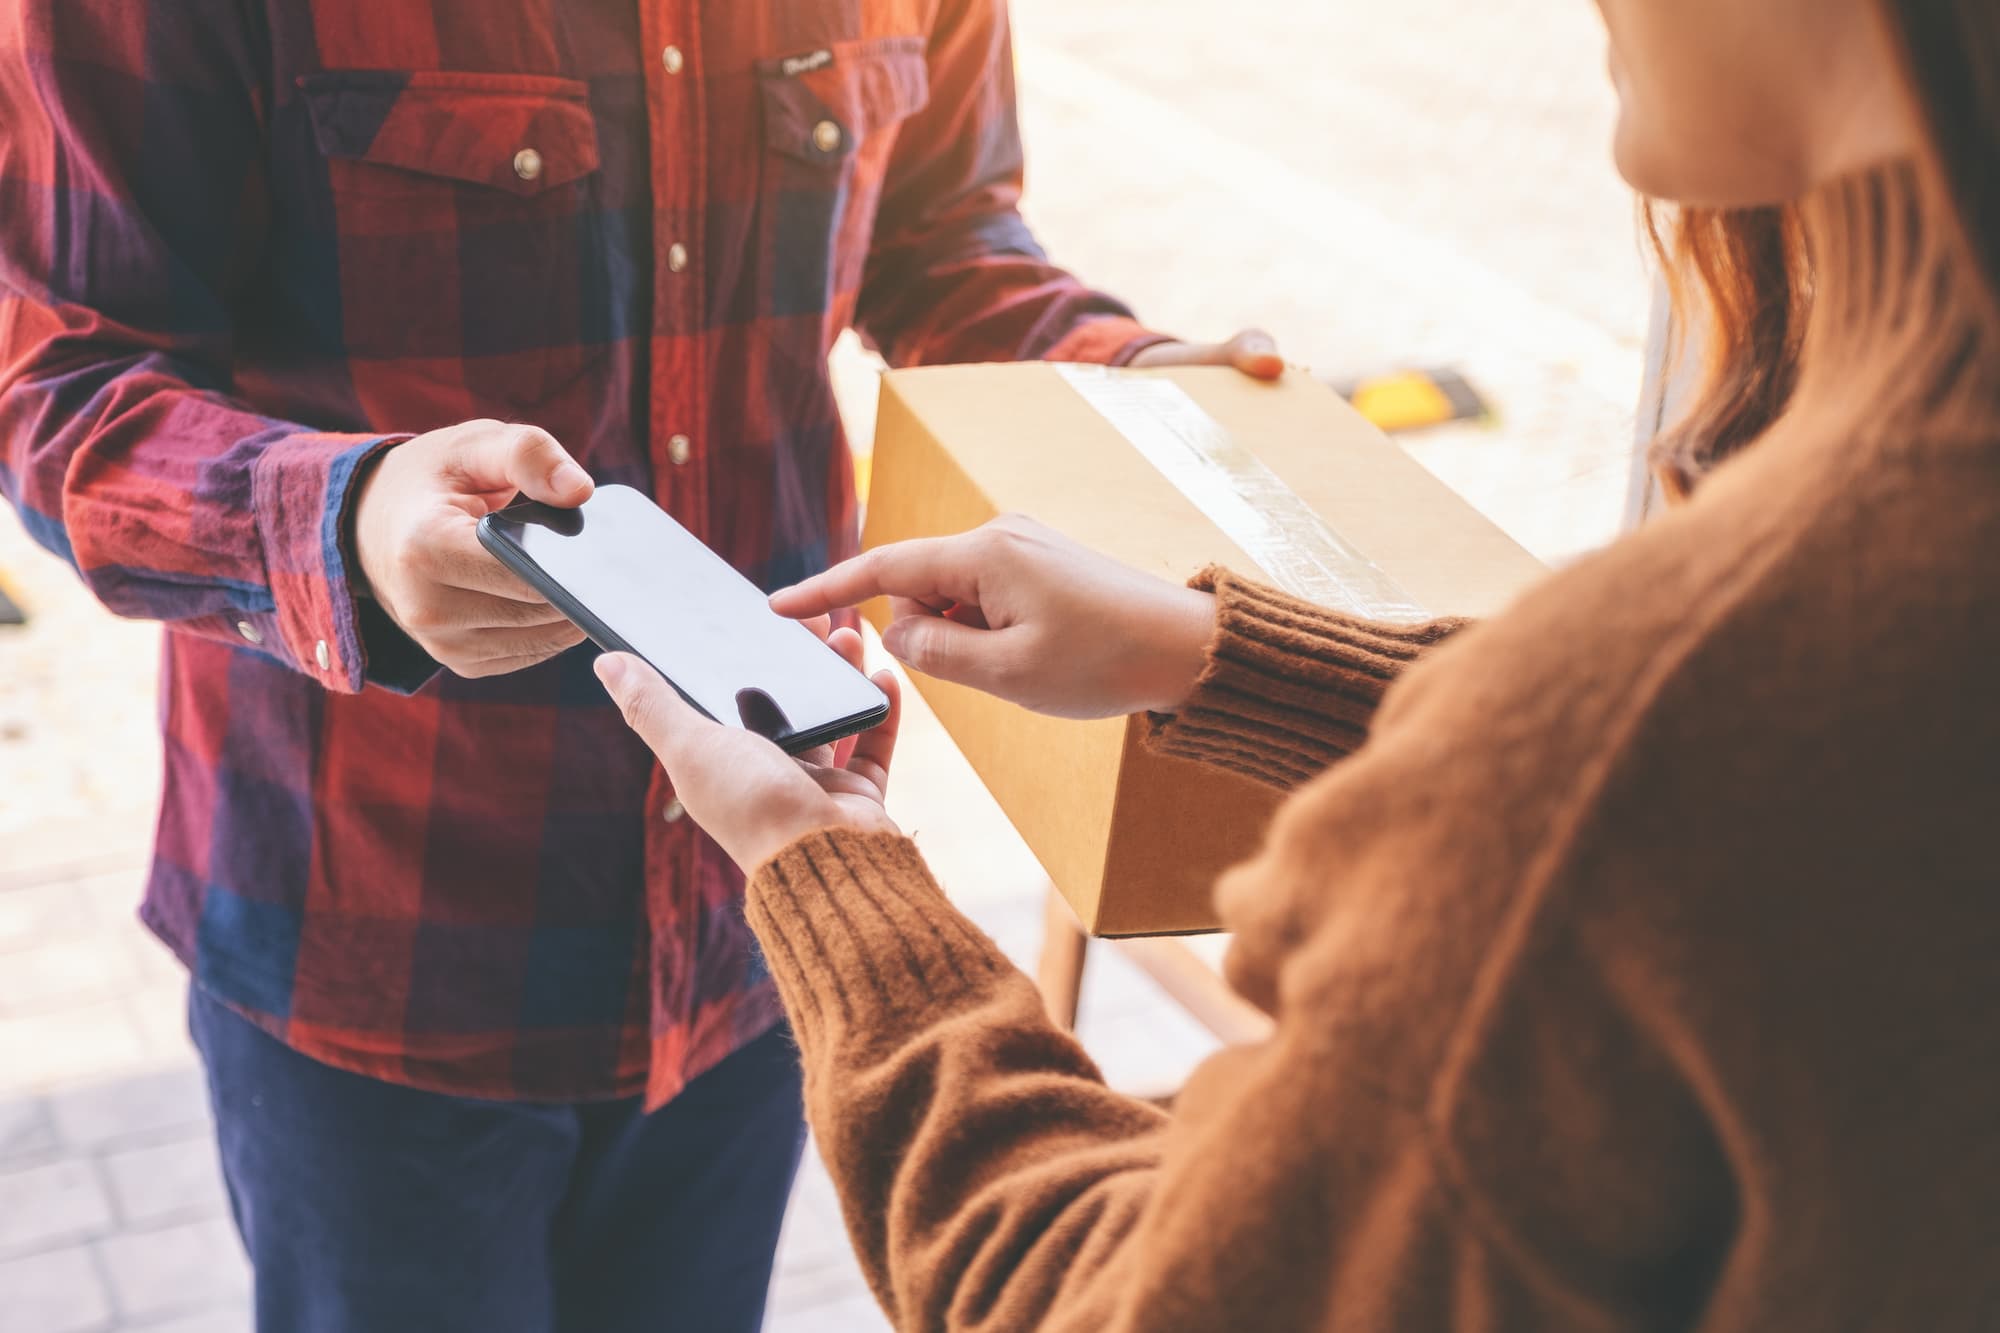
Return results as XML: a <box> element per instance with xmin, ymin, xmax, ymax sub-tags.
<box><xmin>299</xmin><ymin>70</ymin><xmax>600</xmax><ymax>196</ymax></box>
<box><xmin>759</xmin><ymin>36</ymin><xmax>931</xmax><ymax>166</ymax></box>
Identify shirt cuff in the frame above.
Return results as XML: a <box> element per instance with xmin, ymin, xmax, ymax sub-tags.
<box><xmin>250</xmin><ymin>431</ymin><xmax>410</xmax><ymax>694</ymax></box>
<box><xmin>1147</xmin><ymin>567</ymin><xmax>1470</xmax><ymax>789</ymax></box>
<box><xmin>1045</xmin><ymin>315</ymin><xmax>1176</xmax><ymax>367</ymax></box>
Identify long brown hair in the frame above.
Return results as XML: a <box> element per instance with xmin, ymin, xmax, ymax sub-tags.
<box><xmin>1648</xmin><ymin>1</ymin><xmax>2000</xmax><ymax>500</ymax></box>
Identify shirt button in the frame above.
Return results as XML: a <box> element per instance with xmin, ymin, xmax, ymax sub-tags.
<box><xmin>513</xmin><ymin>147</ymin><xmax>543</xmax><ymax>182</ymax></box>
<box><xmin>235</xmin><ymin>621</ymin><xmax>263</xmax><ymax>645</ymax></box>
<box><xmin>812</xmin><ymin>120</ymin><xmax>842</xmax><ymax>153</ymax></box>
<box><xmin>315</xmin><ymin>639</ymin><xmax>331</xmax><ymax>671</ymax></box>
<box><xmin>666</xmin><ymin>242</ymin><xmax>689</xmax><ymax>274</ymax></box>
<box><xmin>667</xmin><ymin>434</ymin><xmax>693</xmax><ymax>466</ymax></box>
<box><xmin>662</xmin><ymin>45</ymin><xmax>685</xmax><ymax>75</ymax></box>
<box><xmin>661</xmin><ymin>797</ymin><xmax>686</xmax><ymax>824</ymax></box>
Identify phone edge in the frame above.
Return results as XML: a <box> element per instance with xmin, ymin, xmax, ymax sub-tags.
<box><xmin>476</xmin><ymin>515</ymin><xmax>632</xmax><ymax>657</ymax></box>
<box><xmin>476</xmin><ymin>512</ymin><xmax>890</xmax><ymax>754</ymax></box>
<box><xmin>475</xmin><ymin>514</ymin><xmax>716</xmax><ymax>727</ymax></box>
<box><xmin>777</xmin><ymin>697</ymin><xmax>893</xmax><ymax>756</ymax></box>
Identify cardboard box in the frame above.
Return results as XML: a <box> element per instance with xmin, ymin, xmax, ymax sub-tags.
<box><xmin>862</xmin><ymin>364</ymin><xmax>1545</xmax><ymax>936</ymax></box>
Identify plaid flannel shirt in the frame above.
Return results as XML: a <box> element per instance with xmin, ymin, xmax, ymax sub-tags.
<box><xmin>0</xmin><ymin>0</ymin><xmax>1161</xmax><ymax>1106</ymax></box>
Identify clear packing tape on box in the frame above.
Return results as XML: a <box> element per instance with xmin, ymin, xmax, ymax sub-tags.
<box><xmin>863</xmin><ymin>363</ymin><xmax>1547</xmax><ymax>933</ymax></box>
<box><xmin>1054</xmin><ymin>365</ymin><xmax>1430</xmax><ymax>623</ymax></box>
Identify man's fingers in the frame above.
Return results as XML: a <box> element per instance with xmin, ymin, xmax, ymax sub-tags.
<box><xmin>447</xmin><ymin>622</ymin><xmax>587</xmax><ymax>674</ymax></box>
<box><xmin>769</xmin><ymin>537</ymin><xmax>982</xmax><ymax>619</ymax></box>
<box><xmin>1131</xmin><ymin>331</ymin><xmax>1285</xmax><ymax>380</ymax></box>
<box><xmin>461</xmin><ymin>642</ymin><xmax>587</xmax><ymax>678</ymax></box>
<box><xmin>428</xmin><ymin>520</ymin><xmax>555</xmax><ymax>600</ymax></box>
<box><xmin>482</xmin><ymin>621</ymin><xmax>587</xmax><ymax>659</ymax></box>
<box><xmin>449</xmin><ymin>589</ymin><xmax>573</xmax><ymax>630</ymax></box>
<box><xmin>595</xmin><ymin>653</ymin><xmax>701</xmax><ymax>758</ymax></box>
<box><xmin>1226</xmin><ymin>328</ymin><xmax>1286</xmax><ymax>381</ymax></box>
<box><xmin>1128</xmin><ymin>340</ymin><xmax>1197</xmax><ymax>367</ymax></box>
<box><xmin>446</xmin><ymin>422</ymin><xmax>594</xmax><ymax>508</ymax></box>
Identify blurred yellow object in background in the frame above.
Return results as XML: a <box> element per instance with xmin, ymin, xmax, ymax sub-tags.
<box><xmin>1342</xmin><ymin>367</ymin><xmax>1489</xmax><ymax>434</ymax></box>
<box><xmin>0</xmin><ymin>564</ymin><xmax>27</xmax><ymax>625</ymax></box>
<box><xmin>853</xmin><ymin>445</ymin><xmax>874</xmax><ymax>510</ymax></box>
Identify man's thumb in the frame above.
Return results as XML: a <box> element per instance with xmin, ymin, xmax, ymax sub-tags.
<box><xmin>456</xmin><ymin>424</ymin><xmax>593</xmax><ymax>506</ymax></box>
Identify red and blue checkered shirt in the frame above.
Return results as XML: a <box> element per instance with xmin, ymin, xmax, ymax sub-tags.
<box><xmin>0</xmin><ymin>0</ymin><xmax>1160</xmax><ymax>1106</ymax></box>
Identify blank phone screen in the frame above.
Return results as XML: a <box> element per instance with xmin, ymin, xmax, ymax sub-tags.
<box><xmin>483</xmin><ymin>485</ymin><xmax>886</xmax><ymax>751</ymax></box>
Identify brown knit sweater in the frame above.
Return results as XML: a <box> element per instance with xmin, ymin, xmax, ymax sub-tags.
<box><xmin>746</xmin><ymin>413</ymin><xmax>2000</xmax><ymax>1332</ymax></box>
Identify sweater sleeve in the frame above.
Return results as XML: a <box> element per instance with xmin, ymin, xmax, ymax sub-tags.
<box><xmin>746</xmin><ymin>472</ymin><xmax>1869</xmax><ymax>1330</ymax></box>
<box><xmin>1148</xmin><ymin>567</ymin><xmax>1469</xmax><ymax>789</ymax></box>
<box><xmin>746</xmin><ymin>829</ymin><xmax>1599</xmax><ymax>1333</ymax></box>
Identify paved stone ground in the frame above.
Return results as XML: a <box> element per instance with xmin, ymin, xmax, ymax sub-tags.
<box><xmin>0</xmin><ymin>2</ymin><xmax>1643</xmax><ymax>1329</ymax></box>
<box><xmin>0</xmin><ymin>800</ymin><xmax>1212</xmax><ymax>1333</ymax></box>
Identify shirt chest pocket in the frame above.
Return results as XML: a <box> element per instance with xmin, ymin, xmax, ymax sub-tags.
<box><xmin>298</xmin><ymin>71</ymin><xmax>612</xmax><ymax>416</ymax></box>
<box><xmin>755</xmin><ymin>37</ymin><xmax>930</xmax><ymax>323</ymax></box>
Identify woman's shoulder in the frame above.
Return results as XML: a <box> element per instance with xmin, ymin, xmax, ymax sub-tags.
<box><xmin>1212</xmin><ymin>424</ymin><xmax>2000</xmax><ymax>1298</ymax></box>
<box><xmin>1224</xmin><ymin>414</ymin><xmax>2000</xmax><ymax>1084</ymax></box>
<box><xmin>1381</xmin><ymin>415</ymin><xmax>2000</xmax><ymax>770</ymax></box>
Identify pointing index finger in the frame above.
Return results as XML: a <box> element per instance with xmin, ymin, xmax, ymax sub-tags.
<box><xmin>770</xmin><ymin>537</ymin><xmax>981</xmax><ymax>619</ymax></box>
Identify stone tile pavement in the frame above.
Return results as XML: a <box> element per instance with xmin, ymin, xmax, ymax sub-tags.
<box><xmin>1</xmin><ymin>2</ymin><xmax>1643</xmax><ymax>1329</ymax></box>
<box><xmin>0</xmin><ymin>808</ymin><xmax>1211</xmax><ymax>1333</ymax></box>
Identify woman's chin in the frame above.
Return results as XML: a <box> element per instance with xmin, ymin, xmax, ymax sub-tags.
<box><xmin>1608</xmin><ymin>118</ymin><xmax>1658</xmax><ymax>198</ymax></box>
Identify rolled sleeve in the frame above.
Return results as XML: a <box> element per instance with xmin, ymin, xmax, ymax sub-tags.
<box><xmin>854</xmin><ymin>0</ymin><xmax>1167</xmax><ymax>367</ymax></box>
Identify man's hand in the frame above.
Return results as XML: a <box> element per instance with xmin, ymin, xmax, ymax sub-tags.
<box><xmin>1128</xmin><ymin>328</ymin><xmax>1285</xmax><ymax>380</ymax></box>
<box><xmin>354</xmin><ymin>419</ymin><xmax>594</xmax><ymax>679</ymax></box>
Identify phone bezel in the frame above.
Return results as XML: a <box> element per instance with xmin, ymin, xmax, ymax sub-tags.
<box><xmin>476</xmin><ymin>504</ymin><xmax>890</xmax><ymax>756</ymax></box>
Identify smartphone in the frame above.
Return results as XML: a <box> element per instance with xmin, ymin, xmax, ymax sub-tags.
<box><xmin>477</xmin><ymin>484</ymin><xmax>889</xmax><ymax>754</ymax></box>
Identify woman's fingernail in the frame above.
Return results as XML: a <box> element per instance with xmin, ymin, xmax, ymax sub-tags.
<box><xmin>554</xmin><ymin>462</ymin><xmax>592</xmax><ymax>494</ymax></box>
<box><xmin>595</xmin><ymin>654</ymin><xmax>629</xmax><ymax>691</ymax></box>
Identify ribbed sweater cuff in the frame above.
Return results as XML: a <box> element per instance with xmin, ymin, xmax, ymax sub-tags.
<box><xmin>1149</xmin><ymin>567</ymin><xmax>1469</xmax><ymax>789</ymax></box>
<box><xmin>746</xmin><ymin>829</ymin><xmax>1011</xmax><ymax>1054</ymax></box>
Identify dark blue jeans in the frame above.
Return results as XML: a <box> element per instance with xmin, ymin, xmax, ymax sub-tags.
<box><xmin>189</xmin><ymin>986</ymin><xmax>807</xmax><ymax>1333</ymax></box>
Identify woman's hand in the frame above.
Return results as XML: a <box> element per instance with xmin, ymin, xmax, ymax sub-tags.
<box><xmin>770</xmin><ymin>516</ymin><xmax>1218</xmax><ymax>720</ymax></box>
<box><xmin>593</xmin><ymin>627</ymin><xmax>903</xmax><ymax>873</ymax></box>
